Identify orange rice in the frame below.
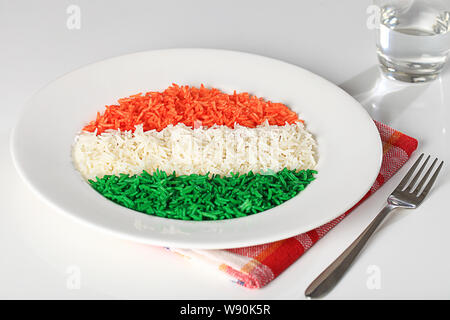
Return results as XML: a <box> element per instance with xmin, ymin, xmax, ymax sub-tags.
<box><xmin>82</xmin><ymin>84</ymin><xmax>301</xmax><ymax>134</ymax></box>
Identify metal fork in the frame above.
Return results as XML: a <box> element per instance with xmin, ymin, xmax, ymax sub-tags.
<box><xmin>305</xmin><ymin>153</ymin><xmax>444</xmax><ymax>298</ymax></box>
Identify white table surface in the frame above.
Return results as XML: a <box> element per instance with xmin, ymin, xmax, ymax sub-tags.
<box><xmin>1</xmin><ymin>0</ymin><xmax>449</xmax><ymax>299</ymax></box>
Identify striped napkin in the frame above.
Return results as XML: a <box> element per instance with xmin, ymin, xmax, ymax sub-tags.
<box><xmin>169</xmin><ymin>121</ymin><xmax>418</xmax><ymax>289</ymax></box>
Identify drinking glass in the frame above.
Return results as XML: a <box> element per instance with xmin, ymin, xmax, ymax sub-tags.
<box><xmin>374</xmin><ymin>0</ymin><xmax>450</xmax><ymax>82</ymax></box>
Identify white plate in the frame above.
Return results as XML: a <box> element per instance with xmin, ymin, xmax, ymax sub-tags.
<box><xmin>11</xmin><ymin>49</ymin><xmax>382</xmax><ymax>249</ymax></box>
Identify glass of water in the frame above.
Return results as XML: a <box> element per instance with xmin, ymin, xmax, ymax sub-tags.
<box><xmin>374</xmin><ymin>0</ymin><xmax>450</xmax><ymax>82</ymax></box>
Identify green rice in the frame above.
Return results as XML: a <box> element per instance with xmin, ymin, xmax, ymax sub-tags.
<box><xmin>89</xmin><ymin>168</ymin><xmax>317</xmax><ymax>221</ymax></box>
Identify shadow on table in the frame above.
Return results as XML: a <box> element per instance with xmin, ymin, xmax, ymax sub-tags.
<box><xmin>339</xmin><ymin>66</ymin><xmax>449</xmax><ymax>232</ymax></box>
<box><xmin>339</xmin><ymin>66</ymin><xmax>430</xmax><ymax>125</ymax></box>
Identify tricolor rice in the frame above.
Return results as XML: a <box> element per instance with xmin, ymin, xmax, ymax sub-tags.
<box><xmin>72</xmin><ymin>84</ymin><xmax>319</xmax><ymax>220</ymax></box>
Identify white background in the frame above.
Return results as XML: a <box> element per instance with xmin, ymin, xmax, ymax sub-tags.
<box><xmin>1</xmin><ymin>0</ymin><xmax>449</xmax><ymax>299</ymax></box>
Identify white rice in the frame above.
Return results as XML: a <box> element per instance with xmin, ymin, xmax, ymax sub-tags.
<box><xmin>72</xmin><ymin>121</ymin><xmax>317</xmax><ymax>180</ymax></box>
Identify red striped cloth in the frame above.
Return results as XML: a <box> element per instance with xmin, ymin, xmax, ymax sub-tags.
<box><xmin>170</xmin><ymin>121</ymin><xmax>418</xmax><ymax>288</ymax></box>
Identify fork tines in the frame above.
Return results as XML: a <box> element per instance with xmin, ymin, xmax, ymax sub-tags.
<box><xmin>396</xmin><ymin>153</ymin><xmax>444</xmax><ymax>199</ymax></box>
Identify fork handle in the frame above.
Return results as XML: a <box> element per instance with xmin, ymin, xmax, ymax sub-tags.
<box><xmin>305</xmin><ymin>203</ymin><xmax>397</xmax><ymax>298</ymax></box>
